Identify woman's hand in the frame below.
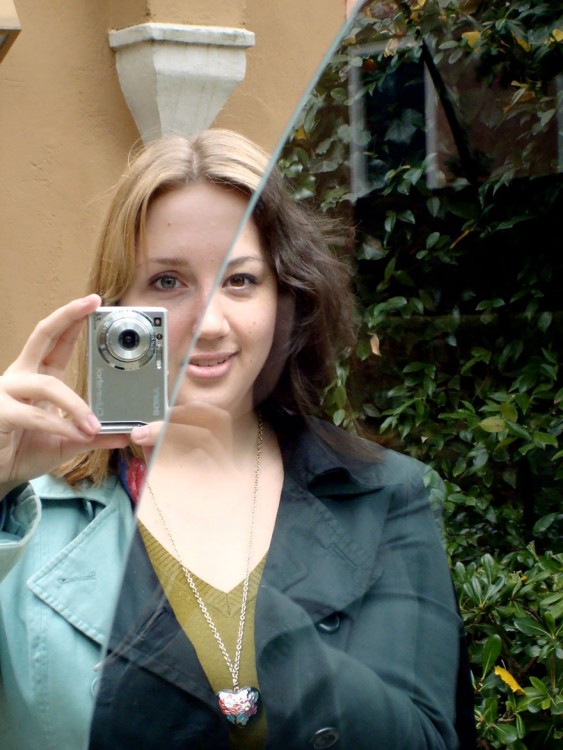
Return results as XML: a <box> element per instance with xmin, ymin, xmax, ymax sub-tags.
<box><xmin>0</xmin><ymin>295</ymin><xmax>128</xmax><ymax>496</ymax></box>
<box><xmin>130</xmin><ymin>401</ymin><xmax>236</xmax><ymax>469</ymax></box>
<box><xmin>130</xmin><ymin>402</ymin><xmax>244</xmax><ymax>511</ymax></box>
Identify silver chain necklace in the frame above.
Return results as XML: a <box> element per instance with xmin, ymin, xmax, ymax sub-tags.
<box><xmin>146</xmin><ymin>413</ymin><xmax>263</xmax><ymax>728</ymax></box>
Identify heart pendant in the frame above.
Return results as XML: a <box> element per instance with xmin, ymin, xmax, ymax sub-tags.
<box><xmin>216</xmin><ymin>686</ymin><xmax>260</xmax><ymax>727</ymax></box>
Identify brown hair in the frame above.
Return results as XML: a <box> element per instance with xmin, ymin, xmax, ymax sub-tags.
<box><xmin>60</xmin><ymin>129</ymin><xmax>356</xmax><ymax>484</ymax></box>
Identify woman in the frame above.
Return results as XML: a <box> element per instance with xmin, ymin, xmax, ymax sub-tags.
<box><xmin>0</xmin><ymin>130</ymin><xmax>469</xmax><ymax>749</ymax></box>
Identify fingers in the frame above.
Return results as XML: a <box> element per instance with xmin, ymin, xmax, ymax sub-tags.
<box><xmin>130</xmin><ymin>404</ymin><xmax>235</xmax><ymax>473</ymax></box>
<box><xmin>29</xmin><ymin>431</ymin><xmax>130</xmax><ymax>476</ymax></box>
<box><xmin>131</xmin><ymin>421</ymin><xmax>216</xmax><ymax>449</ymax></box>
<box><xmin>76</xmin><ymin>432</ymin><xmax>130</xmax><ymax>453</ymax></box>
<box><xmin>0</xmin><ymin>402</ymin><xmax>96</xmax><ymax>442</ymax></box>
<box><xmin>163</xmin><ymin>402</ymin><xmax>234</xmax><ymax>447</ymax></box>
<box><xmin>9</xmin><ymin>295</ymin><xmax>101</xmax><ymax>375</ymax></box>
<box><xmin>131</xmin><ymin>403</ymin><xmax>234</xmax><ymax>449</ymax></box>
<box><xmin>0</xmin><ymin>374</ymin><xmax>100</xmax><ymax>437</ymax></box>
<box><xmin>130</xmin><ymin>418</ymin><xmax>211</xmax><ymax>449</ymax></box>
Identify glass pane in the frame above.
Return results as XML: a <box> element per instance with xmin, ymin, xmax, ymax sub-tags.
<box><xmin>15</xmin><ymin>2</ymin><xmax>556</xmax><ymax>749</ymax></box>
<box><xmin>88</xmin><ymin>4</ymin><xmax>472</xmax><ymax>749</ymax></box>
<box><xmin>278</xmin><ymin>3</ymin><xmax>562</xmax><ymax>748</ymax></box>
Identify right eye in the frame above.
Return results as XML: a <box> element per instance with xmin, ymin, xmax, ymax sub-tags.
<box><xmin>153</xmin><ymin>275</ymin><xmax>180</xmax><ymax>290</ymax></box>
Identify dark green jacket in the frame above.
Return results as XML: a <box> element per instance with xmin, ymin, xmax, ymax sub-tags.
<box><xmin>90</xmin><ymin>419</ymin><xmax>471</xmax><ymax>749</ymax></box>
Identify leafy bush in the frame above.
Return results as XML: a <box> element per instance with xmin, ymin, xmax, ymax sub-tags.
<box><xmin>279</xmin><ymin>2</ymin><xmax>562</xmax><ymax>746</ymax></box>
<box><xmin>455</xmin><ymin>546</ymin><xmax>563</xmax><ymax>748</ymax></box>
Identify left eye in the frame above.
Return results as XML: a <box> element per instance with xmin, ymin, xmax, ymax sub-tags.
<box><xmin>227</xmin><ymin>274</ymin><xmax>255</xmax><ymax>288</ymax></box>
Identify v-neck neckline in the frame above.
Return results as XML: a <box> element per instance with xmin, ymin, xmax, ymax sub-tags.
<box><xmin>138</xmin><ymin>521</ymin><xmax>267</xmax><ymax>615</ymax></box>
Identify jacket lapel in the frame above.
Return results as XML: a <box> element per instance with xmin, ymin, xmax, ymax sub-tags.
<box><xmin>102</xmin><ymin>526</ymin><xmax>219</xmax><ymax>709</ymax></box>
<box><xmin>27</xmin><ymin>476</ymin><xmax>134</xmax><ymax>646</ymax></box>
<box><xmin>263</xmin><ymin>474</ymin><xmax>382</xmax><ymax>617</ymax></box>
<box><xmin>255</xmin><ymin>472</ymin><xmax>387</xmax><ymax>661</ymax></box>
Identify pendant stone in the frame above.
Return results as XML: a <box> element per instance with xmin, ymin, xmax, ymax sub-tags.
<box><xmin>217</xmin><ymin>686</ymin><xmax>260</xmax><ymax>727</ymax></box>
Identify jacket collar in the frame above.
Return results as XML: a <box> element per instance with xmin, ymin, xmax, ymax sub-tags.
<box><xmin>279</xmin><ymin>416</ymin><xmax>398</xmax><ymax>494</ymax></box>
<box><xmin>31</xmin><ymin>472</ymin><xmax>120</xmax><ymax>508</ymax></box>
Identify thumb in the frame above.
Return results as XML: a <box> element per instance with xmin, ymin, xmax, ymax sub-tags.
<box><xmin>130</xmin><ymin>422</ymin><xmax>163</xmax><ymax>447</ymax></box>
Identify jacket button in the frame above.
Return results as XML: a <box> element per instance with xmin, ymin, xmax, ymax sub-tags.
<box><xmin>317</xmin><ymin>613</ymin><xmax>341</xmax><ymax>633</ymax></box>
<box><xmin>309</xmin><ymin>727</ymin><xmax>340</xmax><ymax>748</ymax></box>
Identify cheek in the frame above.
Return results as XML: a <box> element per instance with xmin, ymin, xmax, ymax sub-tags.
<box><xmin>257</xmin><ymin>290</ymin><xmax>279</xmax><ymax>340</ymax></box>
<box><xmin>167</xmin><ymin>316</ymin><xmax>194</xmax><ymax>361</ymax></box>
<box><xmin>249</xmin><ymin>300</ymin><xmax>288</xmax><ymax>405</ymax></box>
<box><xmin>253</xmin><ymin>309</ymin><xmax>277</xmax><ymax>349</ymax></box>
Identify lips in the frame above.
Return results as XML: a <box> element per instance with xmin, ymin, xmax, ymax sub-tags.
<box><xmin>186</xmin><ymin>352</ymin><xmax>236</xmax><ymax>380</ymax></box>
<box><xmin>190</xmin><ymin>355</ymin><xmax>231</xmax><ymax>367</ymax></box>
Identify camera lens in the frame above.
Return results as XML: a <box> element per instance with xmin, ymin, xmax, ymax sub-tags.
<box><xmin>118</xmin><ymin>329</ymin><xmax>140</xmax><ymax>350</ymax></box>
<box><xmin>97</xmin><ymin>310</ymin><xmax>157</xmax><ymax>369</ymax></box>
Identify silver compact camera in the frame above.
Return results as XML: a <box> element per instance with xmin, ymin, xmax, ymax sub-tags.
<box><xmin>87</xmin><ymin>307</ymin><xmax>168</xmax><ymax>433</ymax></box>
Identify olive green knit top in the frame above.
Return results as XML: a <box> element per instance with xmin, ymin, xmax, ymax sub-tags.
<box><xmin>139</xmin><ymin>522</ymin><xmax>268</xmax><ymax>750</ymax></box>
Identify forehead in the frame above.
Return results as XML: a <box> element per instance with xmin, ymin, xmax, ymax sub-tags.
<box><xmin>138</xmin><ymin>182</ymin><xmax>266</xmax><ymax>274</ymax></box>
<box><xmin>144</xmin><ymin>182</ymin><xmax>260</xmax><ymax>255</ymax></box>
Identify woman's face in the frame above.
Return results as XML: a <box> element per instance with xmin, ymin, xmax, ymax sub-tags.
<box><xmin>121</xmin><ymin>181</ymin><xmax>278</xmax><ymax>421</ymax></box>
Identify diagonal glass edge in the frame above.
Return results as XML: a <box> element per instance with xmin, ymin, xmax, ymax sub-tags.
<box><xmin>146</xmin><ymin>1</ymin><xmax>368</xmax><ymax>467</ymax></box>
<box><xmin>90</xmin><ymin>1</ymin><xmax>371</xmax><ymax>707</ymax></box>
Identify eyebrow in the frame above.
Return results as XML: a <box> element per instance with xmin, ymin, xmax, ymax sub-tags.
<box><xmin>146</xmin><ymin>255</ymin><xmax>265</xmax><ymax>268</ymax></box>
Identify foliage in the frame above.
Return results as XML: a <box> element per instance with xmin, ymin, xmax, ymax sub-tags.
<box><xmin>455</xmin><ymin>546</ymin><xmax>563</xmax><ymax>748</ymax></box>
<box><xmin>279</xmin><ymin>1</ymin><xmax>563</xmax><ymax>747</ymax></box>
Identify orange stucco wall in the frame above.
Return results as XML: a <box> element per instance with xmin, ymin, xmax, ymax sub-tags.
<box><xmin>0</xmin><ymin>0</ymin><xmax>347</xmax><ymax>370</ymax></box>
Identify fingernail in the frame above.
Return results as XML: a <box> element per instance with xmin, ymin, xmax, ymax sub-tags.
<box><xmin>131</xmin><ymin>425</ymin><xmax>150</xmax><ymax>443</ymax></box>
<box><xmin>80</xmin><ymin>294</ymin><xmax>101</xmax><ymax>307</ymax></box>
<box><xmin>85</xmin><ymin>414</ymin><xmax>101</xmax><ymax>433</ymax></box>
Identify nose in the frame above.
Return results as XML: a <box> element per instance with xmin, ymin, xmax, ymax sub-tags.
<box><xmin>193</xmin><ymin>290</ymin><xmax>229</xmax><ymax>341</ymax></box>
